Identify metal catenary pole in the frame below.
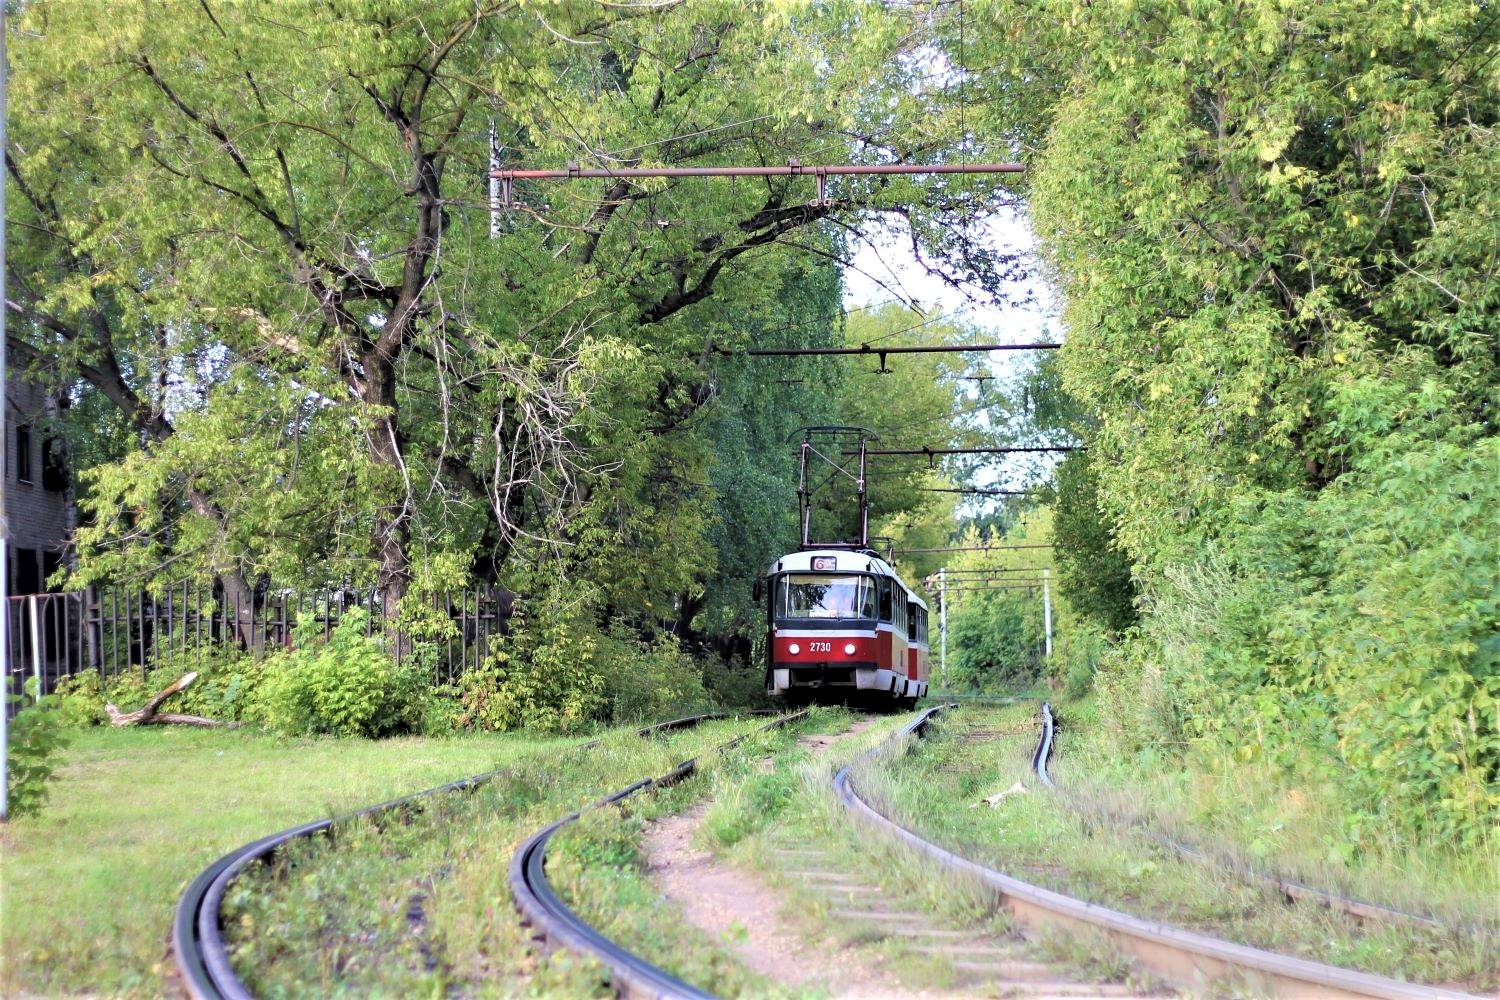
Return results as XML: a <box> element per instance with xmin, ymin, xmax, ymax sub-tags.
<box><xmin>1</xmin><ymin>6</ymin><xmax>11</xmax><ymax>820</ymax></box>
<box><xmin>1043</xmin><ymin>568</ymin><xmax>1053</xmax><ymax>658</ymax></box>
<box><xmin>938</xmin><ymin>567</ymin><xmax>947</xmax><ymax>690</ymax></box>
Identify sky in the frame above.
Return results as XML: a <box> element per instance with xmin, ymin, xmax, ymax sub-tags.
<box><xmin>841</xmin><ymin>208</ymin><xmax>1064</xmax><ymax>495</ymax></box>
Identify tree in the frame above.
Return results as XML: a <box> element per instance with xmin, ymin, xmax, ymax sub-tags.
<box><xmin>955</xmin><ymin>0</ymin><xmax>1496</xmax><ymax>838</ymax></box>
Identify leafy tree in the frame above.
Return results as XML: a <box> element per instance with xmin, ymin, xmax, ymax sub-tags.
<box><xmin>956</xmin><ymin>0</ymin><xmax>1496</xmax><ymax>838</ymax></box>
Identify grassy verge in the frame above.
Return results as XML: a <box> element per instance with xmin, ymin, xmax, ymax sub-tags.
<box><xmin>221</xmin><ymin>712</ymin><xmax>837</xmax><ymax>997</ymax></box>
<box><xmin>1053</xmin><ymin>697</ymin><xmax>1499</xmax><ymax>935</ymax></box>
<box><xmin>859</xmin><ymin>702</ymin><xmax>1498</xmax><ymax>991</ymax></box>
<box><xmin>0</xmin><ymin>725</ymin><xmax>574</xmax><ymax>997</ymax></box>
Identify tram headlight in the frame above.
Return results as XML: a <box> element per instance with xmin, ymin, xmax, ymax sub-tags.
<box><xmin>844</xmin><ymin>642</ymin><xmax>857</xmax><ymax>656</ymax></box>
<box><xmin>788</xmin><ymin>643</ymin><xmax>801</xmax><ymax>655</ymax></box>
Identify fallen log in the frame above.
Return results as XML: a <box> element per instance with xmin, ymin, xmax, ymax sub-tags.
<box><xmin>105</xmin><ymin>672</ymin><xmax>233</xmax><ymax>728</ymax></box>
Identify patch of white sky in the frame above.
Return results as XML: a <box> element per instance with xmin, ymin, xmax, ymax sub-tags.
<box><xmin>841</xmin><ymin>206</ymin><xmax>1063</xmax><ymax>496</ymax></box>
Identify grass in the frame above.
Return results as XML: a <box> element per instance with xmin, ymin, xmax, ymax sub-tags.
<box><xmin>1053</xmin><ymin>696</ymin><xmax>1500</xmax><ymax>934</ymax></box>
<box><xmin>0</xmin><ymin>724</ymin><xmax>576</xmax><ymax>997</ymax></box>
<box><xmin>218</xmin><ymin>712</ymin><xmax>844</xmax><ymax>997</ymax></box>
<box><xmin>857</xmin><ymin>702</ymin><xmax>1499</xmax><ymax>991</ymax></box>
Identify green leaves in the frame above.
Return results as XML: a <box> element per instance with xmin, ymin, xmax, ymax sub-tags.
<box><xmin>958</xmin><ymin>0</ymin><xmax>1497</xmax><ymax>840</ymax></box>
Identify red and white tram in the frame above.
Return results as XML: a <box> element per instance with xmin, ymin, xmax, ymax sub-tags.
<box><xmin>761</xmin><ymin>548</ymin><xmax>929</xmax><ymax>707</ymax></box>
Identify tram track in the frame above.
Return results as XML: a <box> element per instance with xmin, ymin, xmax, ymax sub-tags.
<box><xmin>171</xmin><ymin>710</ymin><xmax>758</xmax><ymax>1000</ymax></box>
<box><xmin>833</xmin><ymin>704</ymin><xmax>1477</xmax><ymax>1000</ymax></box>
<box><xmin>508</xmin><ymin>708</ymin><xmax>809</xmax><ymax>999</ymax></box>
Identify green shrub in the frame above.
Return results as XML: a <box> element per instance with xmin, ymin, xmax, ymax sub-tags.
<box><xmin>1051</xmin><ymin>619</ymin><xmax>1110</xmax><ymax>700</ymax></box>
<box><xmin>141</xmin><ymin>633</ymin><xmax>262</xmax><ymax>722</ymax></box>
<box><xmin>702</xmin><ymin>656</ymin><xmax>771</xmax><ymax>712</ymax></box>
<box><xmin>947</xmin><ymin>590</ymin><xmax>1045</xmax><ymax>692</ymax></box>
<box><xmin>252</xmin><ymin>609</ymin><xmax>425</xmax><ymax>738</ymax></box>
<box><xmin>5</xmin><ymin>680</ymin><xmax>70</xmax><ymax>820</ymax></box>
<box><xmin>458</xmin><ymin>602</ymin><xmax>604</xmax><ymax>734</ymax></box>
<box><xmin>54</xmin><ymin>669</ymin><xmax>106</xmax><ymax>728</ymax></box>
<box><xmin>596</xmin><ymin>628</ymin><xmax>711</xmax><ymax>723</ymax></box>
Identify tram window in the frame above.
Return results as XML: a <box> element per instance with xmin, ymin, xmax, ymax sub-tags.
<box><xmin>778</xmin><ymin>574</ymin><xmax>876</xmax><ymax>619</ymax></box>
<box><xmin>878</xmin><ymin>578</ymin><xmax>893</xmax><ymax>622</ymax></box>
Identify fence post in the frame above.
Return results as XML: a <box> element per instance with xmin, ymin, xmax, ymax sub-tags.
<box><xmin>28</xmin><ymin>594</ymin><xmax>41</xmax><ymax>698</ymax></box>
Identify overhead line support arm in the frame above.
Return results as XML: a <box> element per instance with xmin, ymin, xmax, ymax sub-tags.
<box><xmin>492</xmin><ymin>159</ymin><xmax>1025</xmax><ymax>208</ymax></box>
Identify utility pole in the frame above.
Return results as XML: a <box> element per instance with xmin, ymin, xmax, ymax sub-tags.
<box><xmin>2</xmin><ymin>6</ymin><xmax>11</xmax><ymax>821</ymax></box>
<box><xmin>1042</xmin><ymin>568</ymin><xmax>1053</xmax><ymax>659</ymax></box>
<box><xmin>488</xmin><ymin>122</ymin><xmax>502</xmax><ymax>238</ymax></box>
<box><xmin>938</xmin><ymin>567</ymin><xmax>948</xmax><ymax>690</ymax></box>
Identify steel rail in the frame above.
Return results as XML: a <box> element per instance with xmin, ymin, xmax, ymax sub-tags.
<box><xmin>1030</xmin><ymin>705</ymin><xmax>1462</xmax><ymax>935</ymax></box>
<box><xmin>172</xmin><ymin>712</ymin><xmax>737</xmax><ymax>1000</ymax></box>
<box><xmin>509</xmin><ymin>709</ymin><xmax>811</xmax><ymax>999</ymax></box>
<box><xmin>833</xmin><ymin>705</ymin><xmax>1472</xmax><ymax>1000</ymax></box>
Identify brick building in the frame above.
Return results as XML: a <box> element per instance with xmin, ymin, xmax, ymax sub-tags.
<box><xmin>6</xmin><ymin>376</ymin><xmax>74</xmax><ymax>594</ymax></box>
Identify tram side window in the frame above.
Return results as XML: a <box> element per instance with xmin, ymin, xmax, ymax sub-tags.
<box><xmin>878</xmin><ymin>578</ymin><xmax>893</xmax><ymax>622</ymax></box>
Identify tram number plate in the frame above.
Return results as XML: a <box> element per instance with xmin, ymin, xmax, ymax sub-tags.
<box><xmin>808</xmin><ymin>641</ymin><xmax>832</xmax><ymax>653</ymax></box>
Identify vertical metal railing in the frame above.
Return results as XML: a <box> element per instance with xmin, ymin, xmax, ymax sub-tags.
<box><xmin>7</xmin><ymin>583</ymin><xmax>504</xmax><ymax>695</ymax></box>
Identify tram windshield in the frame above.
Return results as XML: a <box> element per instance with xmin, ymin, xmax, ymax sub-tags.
<box><xmin>777</xmin><ymin>574</ymin><xmax>877</xmax><ymax>620</ymax></box>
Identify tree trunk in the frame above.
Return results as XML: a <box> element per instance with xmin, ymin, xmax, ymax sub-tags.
<box><xmin>360</xmin><ymin>349</ymin><xmax>412</xmax><ymax>645</ymax></box>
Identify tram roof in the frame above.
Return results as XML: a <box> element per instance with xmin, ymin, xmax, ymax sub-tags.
<box><xmin>765</xmin><ymin>549</ymin><xmax>927</xmax><ymax>611</ymax></box>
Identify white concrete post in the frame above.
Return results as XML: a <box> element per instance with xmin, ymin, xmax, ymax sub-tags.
<box><xmin>938</xmin><ymin>567</ymin><xmax>948</xmax><ymax>689</ymax></box>
<box><xmin>0</xmin><ymin>9</ymin><xmax>9</xmax><ymax>818</ymax></box>
<box><xmin>28</xmin><ymin>595</ymin><xmax>41</xmax><ymax>698</ymax></box>
<box><xmin>488</xmin><ymin>122</ymin><xmax>501</xmax><ymax>237</ymax></box>
<box><xmin>1042</xmin><ymin>568</ymin><xmax>1053</xmax><ymax>658</ymax></box>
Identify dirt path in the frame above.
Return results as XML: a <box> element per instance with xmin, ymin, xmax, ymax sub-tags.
<box><xmin>643</xmin><ymin>718</ymin><xmax>918</xmax><ymax>997</ymax></box>
<box><xmin>643</xmin><ymin>717</ymin><xmax>1155</xmax><ymax>998</ymax></box>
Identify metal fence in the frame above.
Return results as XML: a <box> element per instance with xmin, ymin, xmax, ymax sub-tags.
<box><xmin>3</xmin><ymin>584</ymin><xmax>508</xmax><ymax>699</ymax></box>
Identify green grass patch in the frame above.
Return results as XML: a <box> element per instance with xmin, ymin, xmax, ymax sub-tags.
<box><xmin>862</xmin><ymin>703</ymin><xmax>1499</xmax><ymax>991</ymax></box>
<box><xmin>0</xmin><ymin>725</ymin><xmax>574</xmax><ymax>997</ymax></box>
<box><xmin>216</xmin><ymin>713</ymin><xmax>833</xmax><ymax>996</ymax></box>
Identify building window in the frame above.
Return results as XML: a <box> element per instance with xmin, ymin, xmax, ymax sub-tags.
<box><xmin>42</xmin><ymin>437</ymin><xmax>68</xmax><ymax>493</ymax></box>
<box><xmin>13</xmin><ymin>547</ymin><xmax>40</xmax><ymax>595</ymax></box>
<box><xmin>15</xmin><ymin>424</ymin><xmax>33</xmax><ymax>484</ymax></box>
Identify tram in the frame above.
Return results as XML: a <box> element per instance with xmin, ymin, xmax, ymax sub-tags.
<box><xmin>756</xmin><ymin>427</ymin><xmax>930</xmax><ymax>707</ymax></box>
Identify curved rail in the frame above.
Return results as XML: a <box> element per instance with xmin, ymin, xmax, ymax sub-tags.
<box><xmin>1032</xmin><ymin>704</ymin><xmax>1457</xmax><ymax>932</ymax></box>
<box><xmin>173</xmin><ymin>711</ymin><xmax>736</xmax><ymax>1000</ymax></box>
<box><xmin>509</xmin><ymin>709</ymin><xmax>810</xmax><ymax>999</ymax></box>
<box><xmin>835</xmin><ymin>704</ymin><xmax>1473</xmax><ymax>1000</ymax></box>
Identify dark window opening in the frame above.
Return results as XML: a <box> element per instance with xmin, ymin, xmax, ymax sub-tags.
<box><xmin>13</xmin><ymin>547</ymin><xmax>40</xmax><ymax>595</ymax></box>
<box><xmin>42</xmin><ymin>438</ymin><xmax>68</xmax><ymax>492</ymax></box>
<box><xmin>14</xmin><ymin>425</ymin><xmax>33</xmax><ymax>484</ymax></box>
<box><xmin>877</xmin><ymin>577</ymin><xmax>893</xmax><ymax>622</ymax></box>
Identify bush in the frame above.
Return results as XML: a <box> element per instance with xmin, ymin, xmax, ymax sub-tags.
<box><xmin>597</xmin><ymin>628</ymin><xmax>711</xmax><ymax>723</ymax></box>
<box><xmin>6</xmin><ymin>680</ymin><xmax>70</xmax><ymax>820</ymax></box>
<box><xmin>54</xmin><ymin>669</ymin><xmax>107</xmax><ymax>728</ymax></box>
<box><xmin>252</xmin><ymin>609</ymin><xmax>425</xmax><ymax>738</ymax></box>
<box><xmin>702</xmin><ymin>656</ymin><xmax>771</xmax><ymax>712</ymax></box>
<box><xmin>947</xmin><ymin>590</ymin><xmax>1045</xmax><ymax>692</ymax></box>
<box><xmin>1051</xmin><ymin>619</ymin><xmax>1110</xmax><ymax>700</ymax></box>
<box><xmin>458</xmin><ymin>602</ymin><xmax>604</xmax><ymax>734</ymax></box>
